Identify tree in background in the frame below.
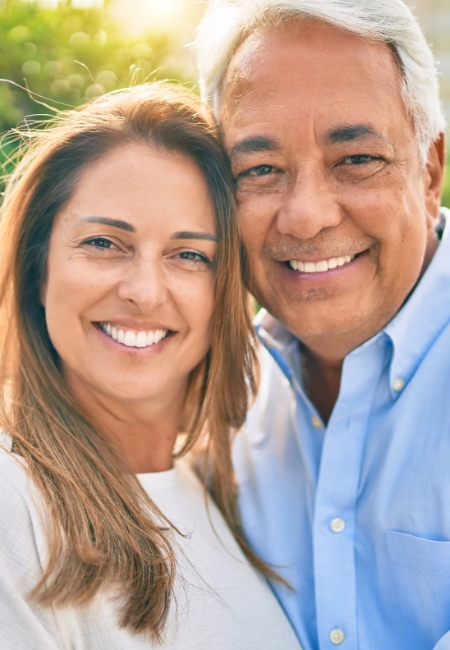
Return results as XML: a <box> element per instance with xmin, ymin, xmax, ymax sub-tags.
<box><xmin>0</xmin><ymin>0</ymin><xmax>448</xmax><ymax>206</ymax></box>
<box><xmin>0</xmin><ymin>0</ymin><xmax>193</xmax><ymax>127</ymax></box>
<box><xmin>0</xmin><ymin>0</ymin><xmax>194</xmax><ymax>183</ymax></box>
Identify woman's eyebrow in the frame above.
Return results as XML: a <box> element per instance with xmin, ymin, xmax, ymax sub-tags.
<box><xmin>170</xmin><ymin>231</ymin><xmax>219</xmax><ymax>242</ymax></box>
<box><xmin>76</xmin><ymin>216</ymin><xmax>135</xmax><ymax>232</ymax></box>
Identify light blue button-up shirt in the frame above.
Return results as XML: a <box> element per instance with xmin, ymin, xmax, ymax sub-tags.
<box><xmin>233</xmin><ymin>208</ymin><xmax>450</xmax><ymax>650</ymax></box>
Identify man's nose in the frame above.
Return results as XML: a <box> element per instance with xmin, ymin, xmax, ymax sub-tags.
<box><xmin>276</xmin><ymin>167</ymin><xmax>342</xmax><ymax>240</ymax></box>
<box><xmin>116</xmin><ymin>255</ymin><xmax>168</xmax><ymax>312</ymax></box>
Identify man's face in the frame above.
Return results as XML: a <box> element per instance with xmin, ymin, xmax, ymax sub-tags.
<box><xmin>221</xmin><ymin>20</ymin><xmax>444</xmax><ymax>348</ymax></box>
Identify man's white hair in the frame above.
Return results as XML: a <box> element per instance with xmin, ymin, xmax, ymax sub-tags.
<box><xmin>196</xmin><ymin>0</ymin><xmax>446</xmax><ymax>163</ymax></box>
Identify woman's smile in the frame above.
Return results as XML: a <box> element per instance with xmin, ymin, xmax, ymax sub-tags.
<box><xmin>96</xmin><ymin>321</ymin><xmax>172</xmax><ymax>349</ymax></box>
<box><xmin>42</xmin><ymin>142</ymin><xmax>217</xmax><ymax>405</ymax></box>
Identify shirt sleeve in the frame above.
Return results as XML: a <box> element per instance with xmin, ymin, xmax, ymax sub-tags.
<box><xmin>0</xmin><ymin>452</ymin><xmax>67</xmax><ymax>650</ymax></box>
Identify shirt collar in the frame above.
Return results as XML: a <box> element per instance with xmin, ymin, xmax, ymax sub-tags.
<box><xmin>254</xmin><ymin>308</ymin><xmax>299</xmax><ymax>387</ymax></box>
<box><xmin>254</xmin><ymin>308</ymin><xmax>296</xmax><ymax>351</ymax></box>
<box><xmin>384</xmin><ymin>207</ymin><xmax>450</xmax><ymax>396</ymax></box>
<box><xmin>255</xmin><ymin>208</ymin><xmax>450</xmax><ymax>396</ymax></box>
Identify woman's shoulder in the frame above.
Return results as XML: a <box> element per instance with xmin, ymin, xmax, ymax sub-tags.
<box><xmin>0</xmin><ymin>445</ymin><xmax>48</xmax><ymax>577</ymax></box>
<box><xmin>0</xmin><ymin>445</ymin><xmax>39</xmax><ymax>534</ymax></box>
<box><xmin>0</xmin><ymin>444</ymin><xmax>28</xmax><ymax>486</ymax></box>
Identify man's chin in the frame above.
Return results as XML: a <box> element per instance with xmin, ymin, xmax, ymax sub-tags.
<box><xmin>260</xmin><ymin>296</ymin><xmax>376</xmax><ymax>342</ymax></box>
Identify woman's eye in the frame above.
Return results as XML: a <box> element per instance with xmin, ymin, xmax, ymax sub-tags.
<box><xmin>178</xmin><ymin>251</ymin><xmax>210</xmax><ymax>263</ymax></box>
<box><xmin>84</xmin><ymin>237</ymin><xmax>116</xmax><ymax>250</ymax></box>
<box><xmin>342</xmin><ymin>155</ymin><xmax>378</xmax><ymax>165</ymax></box>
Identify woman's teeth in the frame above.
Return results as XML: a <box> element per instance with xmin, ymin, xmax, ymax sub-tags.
<box><xmin>99</xmin><ymin>323</ymin><xmax>168</xmax><ymax>348</ymax></box>
<box><xmin>289</xmin><ymin>255</ymin><xmax>356</xmax><ymax>273</ymax></box>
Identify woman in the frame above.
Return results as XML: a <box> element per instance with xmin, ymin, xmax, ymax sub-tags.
<box><xmin>0</xmin><ymin>83</ymin><xmax>301</xmax><ymax>649</ymax></box>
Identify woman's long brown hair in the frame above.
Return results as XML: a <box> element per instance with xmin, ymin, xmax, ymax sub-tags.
<box><xmin>0</xmin><ymin>83</ymin><xmax>277</xmax><ymax>641</ymax></box>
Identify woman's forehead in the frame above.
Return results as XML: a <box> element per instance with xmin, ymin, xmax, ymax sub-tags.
<box><xmin>54</xmin><ymin>142</ymin><xmax>217</xmax><ymax>236</ymax></box>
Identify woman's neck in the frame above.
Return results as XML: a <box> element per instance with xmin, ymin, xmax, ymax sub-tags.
<box><xmin>65</xmin><ymin>371</ymin><xmax>187</xmax><ymax>473</ymax></box>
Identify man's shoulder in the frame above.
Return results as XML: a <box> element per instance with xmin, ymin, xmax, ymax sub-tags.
<box><xmin>253</xmin><ymin>341</ymin><xmax>295</xmax><ymax>405</ymax></box>
<box><xmin>237</xmin><ymin>341</ymin><xmax>298</xmax><ymax>457</ymax></box>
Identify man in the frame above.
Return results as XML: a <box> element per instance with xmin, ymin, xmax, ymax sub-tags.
<box><xmin>196</xmin><ymin>1</ymin><xmax>449</xmax><ymax>649</ymax></box>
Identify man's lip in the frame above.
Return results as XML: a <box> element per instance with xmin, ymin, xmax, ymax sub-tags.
<box><xmin>277</xmin><ymin>249</ymin><xmax>368</xmax><ymax>264</ymax></box>
<box><xmin>278</xmin><ymin>249</ymin><xmax>370</xmax><ymax>279</ymax></box>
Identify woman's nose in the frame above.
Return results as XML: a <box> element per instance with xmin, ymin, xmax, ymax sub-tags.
<box><xmin>116</xmin><ymin>255</ymin><xmax>168</xmax><ymax>312</ymax></box>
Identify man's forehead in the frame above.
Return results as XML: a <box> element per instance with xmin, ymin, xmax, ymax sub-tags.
<box><xmin>220</xmin><ymin>19</ymin><xmax>405</xmax><ymax>131</ymax></box>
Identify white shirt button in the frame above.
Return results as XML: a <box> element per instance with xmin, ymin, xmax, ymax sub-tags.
<box><xmin>312</xmin><ymin>416</ymin><xmax>323</xmax><ymax>429</ymax></box>
<box><xmin>330</xmin><ymin>517</ymin><xmax>345</xmax><ymax>533</ymax></box>
<box><xmin>330</xmin><ymin>629</ymin><xmax>345</xmax><ymax>644</ymax></box>
<box><xmin>393</xmin><ymin>378</ymin><xmax>405</xmax><ymax>392</ymax></box>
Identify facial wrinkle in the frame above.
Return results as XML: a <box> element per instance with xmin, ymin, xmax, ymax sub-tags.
<box><xmin>266</xmin><ymin>232</ymin><xmax>377</xmax><ymax>261</ymax></box>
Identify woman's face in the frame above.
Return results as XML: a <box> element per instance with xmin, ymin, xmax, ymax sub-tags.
<box><xmin>42</xmin><ymin>143</ymin><xmax>218</xmax><ymax>408</ymax></box>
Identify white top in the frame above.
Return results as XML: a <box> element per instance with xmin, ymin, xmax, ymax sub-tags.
<box><xmin>0</xmin><ymin>446</ymin><xmax>302</xmax><ymax>650</ymax></box>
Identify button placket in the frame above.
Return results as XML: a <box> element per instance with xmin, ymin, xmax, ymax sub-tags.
<box><xmin>313</xmin><ymin>340</ymin><xmax>386</xmax><ymax>650</ymax></box>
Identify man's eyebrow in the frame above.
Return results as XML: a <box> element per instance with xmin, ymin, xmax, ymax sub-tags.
<box><xmin>230</xmin><ymin>136</ymin><xmax>280</xmax><ymax>161</ymax></box>
<box><xmin>77</xmin><ymin>216</ymin><xmax>135</xmax><ymax>232</ymax></box>
<box><xmin>170</xmin><ymin>231</ymin><xmax>219</xmax><ymax>242</ymax></box>
<box><xmin>325</xmin><ymin>124</ymin><xmax>389</xmax><ymax>145</ymax></box>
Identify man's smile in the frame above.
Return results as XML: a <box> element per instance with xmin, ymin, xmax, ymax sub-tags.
<box><xmin>273</xmin><ymin>250</ymin><xmax>372</xmax><ymax>292</ymax></box>
<box><xmin>287</xmin><ymin>254</ymin><xmax>357</xmax><ymax>273</ymax></box>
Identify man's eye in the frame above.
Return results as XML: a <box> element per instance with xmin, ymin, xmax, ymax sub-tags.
<box><xmin>178</xmin><ymin>251</ymin><xmax>210</xmax><ymax>263</ymax></box>
<box><xmin>248</xmin><ymin>165</ymin><xmax>274</xmax><ymax>176</ymax></box>
<box><xmin>84</xmin><ymin>237</ymin><xmax>115</xmax><ymax>249</ymax></box>
<box><xmin>342</xmin><ymin>155</ymin><xmax>378</xmax><ymax>165</ymax></box>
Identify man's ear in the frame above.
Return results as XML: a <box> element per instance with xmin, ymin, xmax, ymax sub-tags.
<box><xmin>424</xmin><ymin>132</ymin><xmax>446</xmax><ymax>228</ymax></box>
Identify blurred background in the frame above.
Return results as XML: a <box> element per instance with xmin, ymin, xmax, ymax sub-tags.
<box><xmin>0</xmin><ymin>0</ymin><xmax>449</xmax><ymax>206</ymax></box>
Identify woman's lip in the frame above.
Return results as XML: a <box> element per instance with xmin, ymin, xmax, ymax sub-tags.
<box><xmin>94</xmin><ymin>323</ymin><xmax>175</xmax><ymax>352</ymax></box>
<box><xmin>93</xmin><ymin>320</ymin><xmax>175</xmax><ymax>332</ymax></box>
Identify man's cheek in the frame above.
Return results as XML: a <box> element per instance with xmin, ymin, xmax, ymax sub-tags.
<box><xmin>239</xmin><ymin>217</ymin><xmax>268</xmax><ymax>249</ymax></box>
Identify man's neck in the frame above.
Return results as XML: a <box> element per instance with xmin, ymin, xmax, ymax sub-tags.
<box><xmin>302</xmin><ymin>346</ymin><xmax>343</xmax><ymax>424</ymax></box>
<box><xmin>300</xmin><ymin>229</ymin><xmax>440</xmax><ymax>424</ymax></box>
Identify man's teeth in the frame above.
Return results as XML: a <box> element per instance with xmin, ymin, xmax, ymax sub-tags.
<box><xmin>100</xmin><ymin>323</ymin><xmax>168</xmax><ymax>348</ymax></box>
<box><xmin>289</xmin><ymin>255</ymin><xmax>356</xmax><ymax>273</ymax></box>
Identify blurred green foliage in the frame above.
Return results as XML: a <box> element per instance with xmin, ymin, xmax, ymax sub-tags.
<box><xmin>0</xmin><ymin>0</ymin><xmax>449</xmax><ymax>210</ymax></box>
<box><xmin>443</xmin><ymin>162</ymin><xmax>450</xmax><ymax>208</ymax></box>
<box><xmin>0</xmin><ymin>0</ymin><xmax>191</xmax><ymax>133</ymax></box>
<box><xmin>0</xmin><ymin>0</ymin><xmax>195</xmax><ymax>191</ymax></box>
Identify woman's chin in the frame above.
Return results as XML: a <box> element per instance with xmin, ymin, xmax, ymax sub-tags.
<box><xmin>62</xmin><ymin>362</ymin><xmax>174</xmax><ymax>408</ymax></box>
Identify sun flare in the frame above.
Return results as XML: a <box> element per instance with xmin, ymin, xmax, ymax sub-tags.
<box><xmin>109</xmin><ymin>0</ymin><xmax>200</xmax><ymax>36</ymax></box>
